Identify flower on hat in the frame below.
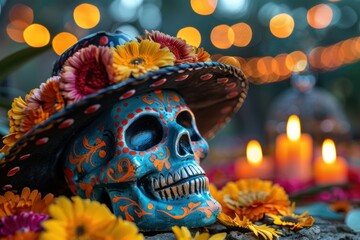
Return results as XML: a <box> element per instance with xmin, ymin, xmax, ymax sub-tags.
<box><xmin>60</xmin><ymin>45</ymin><xmax>115</xmax><ymax>104</ymax></box>
<box><xmin>26</xmin><ymin>76</ymin><xmax>65</xmax><ymax>115</ymax></box>
<box><xmin>217</xmin><ymin>212</ymin><xmax>280</xmax><ymax>240</ymax></box>
<box><xmin>195</xmin><ymin>47</ymin><xmax>211</xmax><ymax>62</ymax></box>
<box><xmin>112</xmin><ymin>39</ymin><xmax>175</xmax><ymax>81</ymax></box>
<box><xmin>0</xmin><ymin>212</ymin><xmax>48</xmax><ymax>239</ymax></box>
<box><xmin>0</xmin><ymin>97</ymin><xmax>28</xmax><ymax>153</ymax></box>
<box><xmin>1</xmin><ymin>77</ymin><xmax>64</xmax><ymax>153</ymax></box>
<box><xmin>211</xmin><ymin>178</ymin><xmax>290</xmax><ymax>221</ymax></box>
<box><xmin>145</xmin><ymin>30</ymin><xmax>196</xmax><ymax>64</ymax></box>
<box><xmin>0</xmin><ymin>187</ymin><xmax>54</xmax><ymax>219</ymax></box>
<box><xmin>172</xmin><ymin>226</ymin><xmax>226</xmax><ymax>240</ymax></box>
<box><xmin>266</xmin><ymin>203</ymin><xmax>315</xmax><ymax>231</ymax></box>
<box><xmin>40</xmin><ymin>196</ymin><xmax>144</xmax><ymax>240</ymax></box>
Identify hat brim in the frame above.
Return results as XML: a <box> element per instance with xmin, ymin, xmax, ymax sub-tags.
<box><xmin>0</xmin><ymin>61</ymin><xmax>247</xmax><ymax>194</ymax></box>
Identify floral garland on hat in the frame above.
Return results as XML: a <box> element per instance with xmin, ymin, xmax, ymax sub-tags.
<box><xmin>0</xmin><ymin>30</ymin><xmax>211</xmax><ymax>154</ymax></box>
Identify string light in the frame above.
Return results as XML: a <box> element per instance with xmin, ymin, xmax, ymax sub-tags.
<box><xmin>190</xmin><ymin>0</ymin><xmax>217</xmax><ymax>15</ymax></box>
<box><xmin>177</xmin><ymin>27</ymin><xmax>201</xmax><ymax>48</ymax></box>
<box><xmin>73</xmin><ymin>3</ymin><xmax>100</xmax><ymax>29</ymax></box>
<box><xmin>52</xmin><ymin>32</ymin><xmax>78</xmax><ymax>55</ymax></box>
<box><xmin>231</xmin><ymin>22</ymin><xmax>252</xmax><ymax>47</ymax></box>
<box><xmin>307</xmin><ymin>4</ymin><xmax>333</xmax><ymax>29</ymax></box>
<box><xmin>23</xmin><ymin>23</ymin><xmax>50</xmax><ymax>47</ymax></box>
<box><xmin>269</xmin><ymin>13</ymin><xmax>294</xmax><ymax>38</ymax></box>
<box><xmin>210</xmin><ymin>24</ymin><xmax>234</xmax><ymax>49</ymax></box>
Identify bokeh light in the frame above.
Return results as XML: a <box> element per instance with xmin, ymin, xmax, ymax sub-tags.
<box><xmin>6</xmin><ymin>4</ymin><xmax>33</xmax><ymax>43</ymax></box>
<box><xmin>52</xmin><ymin>32</ymin><xmax>78</xmax><ymax>55</ymax></box>
<box><xmin>177</xmin><ymin>27</ymin><xmax>201</xmax><ymax>47</ymax></box>
<box><xmin>73</xmin><ymin>3</ymin><xmax>100</xmax><ymax>29</ymax></box>
<box><xmin>307</xmin><ymin>4</ymin><xmax>333</xmax><ymax>29</ymax></box>
<box><xmin>9</xmin><ymin>4</ymin><xmax>33</xmax><ymax>24</ymax></box>
<box><xmin>231</xmin><ymin>22</ymin><xmax>252</xmax><ymax>47</ymax></box>
<box><xmin>23</xmin><ymin>24</ymin><xmax>50</xmax><ymax>47</ymax></box>
<box><xmin>217</xmin><ymin>56</ymin><xmax>241</xmax><ymax>68</ymax></box>
<box><xmin>286</xmin><ymin>50</ymin><xmax>308</xmax><ymax>72</ymax></box>
<box><xmin>190</xmin><ymin>0</ymin><xmax>217</xmax><ymax>15</ymax></box>
<box><xmin>6</xmin><ymin>21</ymin><xmax>28</xmax><ymax>43</ymax></box>
<box><xmin>269</xmin><ymin>13</ymin><xmax>294</xmax><ymax>38</ymax></box>
<box><xmin>210</xmin><ymin>24</ymin><xmax>234</xmax><ymax>49</ymax></box>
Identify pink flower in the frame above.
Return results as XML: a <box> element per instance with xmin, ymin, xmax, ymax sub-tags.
<box><xmin>145</xmin><ymin>30</ymin><xmax>196</xmax><ymax>64</ymax></box>
<box><xmin>0</xmin><ymin>212</ymin><xmax>48</xmax><ymax>236</ymax></box>
<box><xmin>60</xmin><ymin>45</ymin><xmax>115</xmax><ymax>104</ymax></box>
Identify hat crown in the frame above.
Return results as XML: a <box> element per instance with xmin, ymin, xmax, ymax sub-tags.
<box><xmin>52</xmin><ymin>31</ymin><xmax>136</xmax><ymax>75</ymax></box>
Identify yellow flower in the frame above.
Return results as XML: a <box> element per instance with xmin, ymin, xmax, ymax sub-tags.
<box><xmin>0</xmin><ymin>187</ymin><xmax>54</xmax><ymax>219</ymax></box>
<box><xmin>172</xmin><ymin>226</ymin><xmax>226</xmax><ymax>240</ymax></box>
<box><xmin>218</xmin><ymin>212</ymin><xmax>281</xmax><ymax>240</ymax></box>
<box><xmin>0</xmin><ymin>97</ymin><xmax>28</xmax><ymax>153</ymax></box>
<box><xmin>40</xmin><ymin>196</ymin><xmax>144</xmax><ymax>240</ymax></box>
<box><xmin>212</xmin><ymin>179</ymin><xmax>290</xmax><ymax>221</ymax></box>
<box><xmin>267</xmin><ymin>203</ymin><xmax>315</xmax><ymax>231</ymax></box>
<box><xmin>112</xmin><ymin>39</ymin><xmax>175</xmax><ymax>81</ymax></box>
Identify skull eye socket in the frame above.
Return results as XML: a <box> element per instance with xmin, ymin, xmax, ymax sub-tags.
<box><xmin>176</xmin><ymin>111</ymin><xmax>201</xmax><ymax>141</ymax></box>
<box><xmin>125</xmin><ymin>115</ymin><xmax>163</xmax><ymax>151</ymax></box>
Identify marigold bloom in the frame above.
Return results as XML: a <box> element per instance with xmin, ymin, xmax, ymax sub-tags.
<box><xmin>172</xmin><ymin>226</ymin><xmax>226</xmax><ymax>240</ymax></box>
<box><xmin>267</xmin><ymin>203</ymin><xmax>315</xmax><ymax>231</ymax></box>
<box><xmin>112</xmin><ymin>39</ymin><xmax>175</xmax><ymax>81</ymax></box>
<box><xmin>40</xmin><ymin>196</ymin><xmax>144</xmax><ymax>240</ymax></box>
<box><xmin>0</xmin><ymin>188</ymin><xmax>54</xmax><ymax>219</ymax></box>
<box><xmin>217</xmin><ymin>212</ymin><xmax>280</xmax><ymax>240</ymax></box>
<box><xmin>145</xmin><ymin>30</ymin><xmax>196</xmax><ymax>64</ymax></box>
<box><xmin>60</xmin><ymin>45</ymin><xmax>115</xmax><ymax>104</ymax></box>
<box><xmin>212</xmin><ymin>179</ymin><xmax>290</xmax><ymax>221</ymax></box>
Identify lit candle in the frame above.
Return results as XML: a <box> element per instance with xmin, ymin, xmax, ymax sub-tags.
<box><xmin>275</xmin><ymin>115</ymin><xmax>313</xmax><ymax>182</ymax></box>
<box><xmin>235</xmin><ymin>140</ymin><xmax>273</xmax><ymax>179</ymax></box>
<box><xmin>314</xmin><ymin>139</ymin><xmax>348</xmax><ymax>185</ymax></box>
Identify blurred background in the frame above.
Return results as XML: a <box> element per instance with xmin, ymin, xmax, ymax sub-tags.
<box><xmin>1</xmin><ymin>0</ymin><xmax>360</xmax><ymax>189</ymax></box>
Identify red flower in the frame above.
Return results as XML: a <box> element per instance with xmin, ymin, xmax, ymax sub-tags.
<box><xmin>60</xmin><ymin>45</ymin><xmax>115</xmax><ymax>104</ymax></box>
<box><xmin>145</xmin><ymin>30</ymin><xmax>196</xmax><ymax>64</ymax></box>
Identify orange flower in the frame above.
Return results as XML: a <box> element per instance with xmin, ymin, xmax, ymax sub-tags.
<box><xmin>212</xmin><ymin>179</ymin><xmax>290</xmax><ymax>221</ymax></box>
<box><xmin>195</xmin><ymin>48</ymin><xmax>211</xmax><ymax>62</ymax></box>
<box><xmin>0</xmin><ymin>187</ymin><xmax>54</xmax><ymax>219</ymax></box>
<box><xmin>267</xmin><ymin>203</ymin><xmax>315</xmax><ymax>231</ymax></box>
<box><xmin>26</xmin><ymin>76</ymin><xmax>65</xmax><ymax>115</ymax></box>
<box><xmin>19</xmin><ymin>108</ymin><xmax>50</xmax><ymax>134</ymax></box>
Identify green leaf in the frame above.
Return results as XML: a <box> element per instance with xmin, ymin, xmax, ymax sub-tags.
<box><xmin>0</xmin><ymin>44</ymin><xmax>51</xmax><ymax>83</ymax></box>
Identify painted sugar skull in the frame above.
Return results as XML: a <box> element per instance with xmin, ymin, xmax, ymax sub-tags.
<box><xmin>0</xmin><ymin>31</ymin><xmax>248</xmax><ymax>232</ymax></box>
<box><xmin>63</xmin><ymin>90</ymin><xmax>220</xmax><ymax>230</ymax></box>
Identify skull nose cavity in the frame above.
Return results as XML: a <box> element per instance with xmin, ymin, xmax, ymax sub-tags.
<box><xmin>177</xmin><ymin>133</ymin><xmax>193</xmax><ymax>157</ymax></box>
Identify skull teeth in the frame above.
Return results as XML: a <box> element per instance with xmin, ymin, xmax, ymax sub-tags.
<box><xmin>154</xmin><ymin>176</ymin><xmax>209</xmax><ymax>201</ymax></box>
<box><xmin>150</xmin><ymin>165</ymin><xmax>207</xmax><ymax>201</ymax></box>
<box><xmin>152</xmin><ymin>165</ymin><xmax>205</xmax><ymax>191</ymax></box>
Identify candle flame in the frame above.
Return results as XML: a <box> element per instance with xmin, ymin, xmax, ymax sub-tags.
<box><xmin>246</xmin><ymin>140</ymin><xmax>263</xmax><ymax>166</ymax></box>
<box><xmin>322</xmin><ymin>138</ymin><xmax>336</xmax><ymax>164</ymax></box>
<box><xmin>286</xmin><ymin>115</ymin><xmax>301</xmax><ymax>141</ymax></box>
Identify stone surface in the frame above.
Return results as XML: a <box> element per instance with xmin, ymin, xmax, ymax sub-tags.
<box><xmin>143</xmin><ymin>218</ymin><xmax>360</xmax><ymax>240</ymax></box>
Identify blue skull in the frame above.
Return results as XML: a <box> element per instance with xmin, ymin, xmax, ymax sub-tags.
<box><xmin>63</xmin><ymin>90</ymin><xmax>221</xmax><ymax>231</ymax></box>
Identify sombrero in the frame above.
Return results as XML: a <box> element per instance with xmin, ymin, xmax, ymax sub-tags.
<box><xmin>0</xmin><ymin>30</ymin><xmax>248</xmax><ymax>195</ymax></box>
